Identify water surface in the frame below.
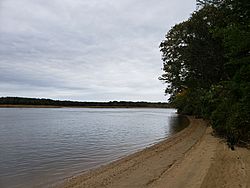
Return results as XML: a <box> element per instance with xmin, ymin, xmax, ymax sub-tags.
<box><xmin>0</xmin><ymin>108</ymin><xmax>188</xmax><ymax>188</ymax></box>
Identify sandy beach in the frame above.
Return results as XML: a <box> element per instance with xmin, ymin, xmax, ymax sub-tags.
<box><xmin>58</xmin><ymin>117</ymin><xmax>250</xmax><ymax>188</ymax></box>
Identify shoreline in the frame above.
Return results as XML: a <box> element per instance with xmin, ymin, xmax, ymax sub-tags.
<box><xmin>57</xmin><ymin>117</ymin><xmax>250</xmax><ymax>188</ymax></box>
<box><xmin>57</xmin><ymin>117</ymin><xmax>203</xmax><ymax>188</ymax></box>
<box><xmin>0</xmin><ymin>104</ymin><xmax>169</xmax><ymax>109</ymax></box>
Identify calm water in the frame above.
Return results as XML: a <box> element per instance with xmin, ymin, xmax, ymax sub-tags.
<box><xmin>0</xmin><ymin>108</ymin><xmax>188</xmax><ymax>188</ymax></box>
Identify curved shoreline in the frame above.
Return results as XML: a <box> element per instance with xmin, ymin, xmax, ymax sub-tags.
<box><xmin>57</xmin><ymin>117</ymin><xmax>250</xmax><ymax>188</ymax></box>
<box><xmin>57</xmin><ymin>117</ymin><xmax>206</xmax><ymax>188</ymax></box>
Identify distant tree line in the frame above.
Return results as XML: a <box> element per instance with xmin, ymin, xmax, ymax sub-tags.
<box><xmin>0</xmin><ymin>97</ymin><xmax>169</xmax><ymax>108</ymax></box>
<box><xmin>160</xmin><ymin>0</ymin><xmax>249</xmax><ymax>146</ymax></box>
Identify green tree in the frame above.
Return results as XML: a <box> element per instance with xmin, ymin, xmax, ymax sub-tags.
<box><xmin>160</xmin><ymin>0</ymin><xmax>250</xmax><ymax>145</ymax></box>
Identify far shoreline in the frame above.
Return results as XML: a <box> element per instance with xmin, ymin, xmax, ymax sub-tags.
<box><xmin>0</xmin><ymin>104</ymin><xmax>171</xmax><ymax>108</ymax></box>
<box><xmin>0</xmin><ymin>97</ymin><xmax>170</xmax><ymax>109</ymax></box>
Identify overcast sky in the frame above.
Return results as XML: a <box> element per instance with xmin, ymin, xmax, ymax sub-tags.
<box><xmin>0</xmin><ymin>0</ymin><xmax>196</xmax><ymax>102</ymax></box>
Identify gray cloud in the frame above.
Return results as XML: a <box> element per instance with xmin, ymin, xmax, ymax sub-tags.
<box><xmin>0</xmin><ymin>0</ymin><xmax>196</xmax><ymax>101</ymax></box>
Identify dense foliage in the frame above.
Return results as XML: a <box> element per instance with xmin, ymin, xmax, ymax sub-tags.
<box><xmin>0</xmin><ymin>97</ymin><xmax>169</xmax><ymax>108</ymax></box>
<box><xmin>160</xmin><ymin>0</ymin><xmax>250</xmax><ymax>146</ymax></box>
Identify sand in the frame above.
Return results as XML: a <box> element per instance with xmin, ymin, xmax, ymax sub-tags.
<box><xmin>58</xmin><ymin>117</ymin><xmax>250</xmax><ymax>188</ymax></box>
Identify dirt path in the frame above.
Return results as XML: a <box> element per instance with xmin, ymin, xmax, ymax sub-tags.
<box><xmin>59</xmin><ymin>117</ymin><xmax>250</xmax><ymax>188</ymax></box>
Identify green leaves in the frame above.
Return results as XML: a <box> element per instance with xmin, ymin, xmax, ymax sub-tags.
<box><xmin>160</xmin><ymin>5</ymin><xmax>226</xmax><ymax>95</ymax></box>
<box><xmin>160</xmin><ymin>0</ymin><xmax>250</xmax><ymax>145</ymax></box>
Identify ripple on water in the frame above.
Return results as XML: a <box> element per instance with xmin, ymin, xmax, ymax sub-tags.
<box><xmin>0</xmin><ymin>108</ymin><xmax>188</xmax><ymax>188</ymax></box>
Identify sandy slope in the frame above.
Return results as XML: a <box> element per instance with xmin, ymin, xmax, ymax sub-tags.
<box><xmin>200</xmin><ymin>139</ymin><xmax>250</xmax><ymax>188</ymax></box>
<box><xmin>58</xmin><ymin>117</ymin><xmax>250</xmax><ymax>188</ymax></box>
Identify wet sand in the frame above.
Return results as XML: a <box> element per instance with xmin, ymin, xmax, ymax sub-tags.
<box><xmin>58</xmin><ymin>117</ymin><xmax>250</xmax><ymax>188</ymax></box>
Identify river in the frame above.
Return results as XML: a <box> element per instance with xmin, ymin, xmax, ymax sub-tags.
<box><xmin>0</xmin><ymin>108</ymin><xmax>188</xmax><ymax>188</ymax></box>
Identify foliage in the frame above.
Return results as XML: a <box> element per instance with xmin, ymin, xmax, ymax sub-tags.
<box><xmin>160</xmin><ymin>0</ymin><xmax>250</xmax><ymax>145</ymax></box>
<box><xmin>0</xmin><ymin>97</ymin><xmax>170</xmax><ymax>108</ymax></box>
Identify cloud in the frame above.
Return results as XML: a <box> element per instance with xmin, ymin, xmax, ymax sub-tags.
<box><xmin>0</xmin><ymin>0</ymin><xmax>196</xmax><ymax>101</ymax></box>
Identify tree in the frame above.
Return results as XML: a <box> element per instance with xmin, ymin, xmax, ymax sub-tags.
<box><xmin>160</xmin><ymin>5</ymin><xmax>226</xmax><ymax>101</ymax></box>
<box><xmin>160</xmin><ymin>0</ymin><xmax>250</xmax><ymax>145</ymax></box>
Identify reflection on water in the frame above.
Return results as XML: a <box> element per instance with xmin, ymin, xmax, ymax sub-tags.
<box><xmin>0</xmin><ymin>108</ymin><xmax>187</xmax><ymax>188</ymax></box>
<box><xmin>168</xmin><ymin>115</ymin><xmax>189</xmax><ymax>135</ymax></box>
